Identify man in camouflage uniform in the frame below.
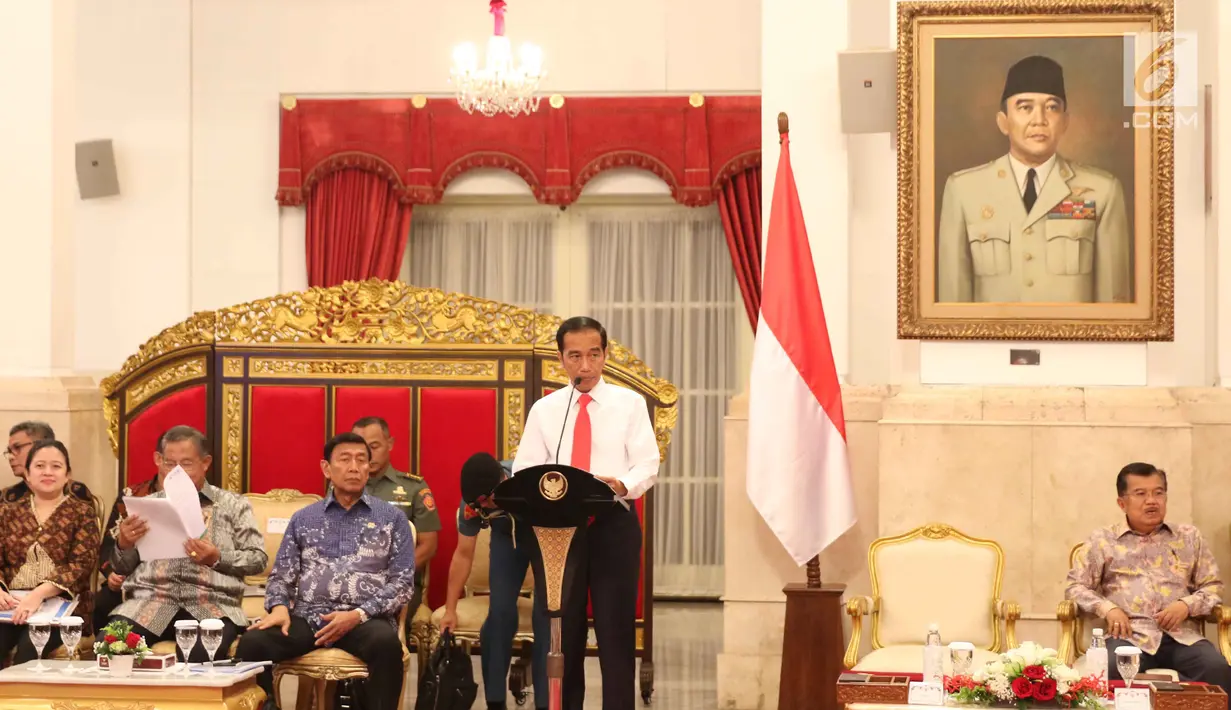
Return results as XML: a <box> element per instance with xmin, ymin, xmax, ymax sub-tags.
<box><xmin>352</xmin><ymin>416</ymin><xmax>441</xmax><ymax>613</ymax></box>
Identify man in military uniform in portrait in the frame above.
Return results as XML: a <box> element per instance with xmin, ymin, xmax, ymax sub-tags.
<box><xmin>351</xmin><ymin>416</ymin><xmax>441</xmax><ymax>613</ymax></box>
<box><xmin>937</xmin><ymin>55</ymin><xmax>1132</xmax><ymax>304</ymax></box>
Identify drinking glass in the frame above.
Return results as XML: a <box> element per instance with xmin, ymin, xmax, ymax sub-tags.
<box><xmin>1115</xmin><ymin>646</ymin><xmax>1141</xmax><ymax>688</ymax></box>
<box><xmin>28</xmin><ymin>622</ymin><xmax>51</xmax><ymax>673</ymax></box>
<box><xmin>199</xmin><ymin>619</ymin><xmax>225</xmax><ymax>674</ymax></box>
<box><xmin>174</xmin><ymin>619</ymin><xmax>200</xmax><ymax>675</ymax></box>
<box><xmin>57</xmin><ymin>617</ymin><xmax>83</xmax><ymax>674</ymax></box>
<box><xmin>949</xmin><ymin>641</ymin><xmax>975</xmax><ymax>677</ymax></box>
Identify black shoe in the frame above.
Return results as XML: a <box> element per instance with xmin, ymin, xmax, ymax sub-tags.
<box><xmin>487</xmin><ymin>703</ymin><xmax>508</xmax><ymax>710</ymax></box>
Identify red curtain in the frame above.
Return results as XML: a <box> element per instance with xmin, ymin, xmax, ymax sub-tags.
<box><xmin>717</xmin><ymin>166</ymin><xmax>762</xmax><ymax>330</ymax></box>
<box><xmin>305</xmin><ymin>169</ymin><xmax>412</xmax><ymax>287</ymax></box>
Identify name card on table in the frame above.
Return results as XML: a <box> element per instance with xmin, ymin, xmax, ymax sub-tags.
<box><xmin>1115</xmin><ymin>687</ymin><xmax>1152</xmax><ymax>710</ymax></box>
<box><xmin>908</xmin><ymin>681</ymin><xmax>946</xmax><ymax>706</ymax></box>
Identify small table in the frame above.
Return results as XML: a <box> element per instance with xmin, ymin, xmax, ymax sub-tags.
<box><xmin>0</xmin><ymin>660</ymin><xmax>266</xmax><ymax>710</ymax></box>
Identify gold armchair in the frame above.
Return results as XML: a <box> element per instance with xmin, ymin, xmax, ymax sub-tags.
<box><xmin>1056</xmin><ymin>542</ymin><xmax>1231</xmax><ymax>671</ymax></box>
<box><xmin>272</xmin><ymin>521</ymin><xmax>417</xmax><ymax>710</ymax></box>
<box><xmin>243</xmin><ymin>488</ymin><xmax>324</xmax><ymax>621</ymax></box>
<box><xmin>844</xmin><ymin>523</ymin><xmax>1020</xmax><ymax>673</ymax></box>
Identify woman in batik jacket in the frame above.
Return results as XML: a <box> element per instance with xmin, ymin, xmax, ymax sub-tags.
<box><xmin>0</xmin><ymin>440</ymin><xmax>100</xmax><ymax>662</ymax></box>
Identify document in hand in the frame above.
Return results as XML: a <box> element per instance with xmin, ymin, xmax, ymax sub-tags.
<box><xmin>0</xmin><ymin>591</ymin><xmax>78</xmax><ymax>624</ymax></box>
<box><xmin>122</xmin><ymin>466</ymin><xmax>206</xmax><ymax>560</ymax></box>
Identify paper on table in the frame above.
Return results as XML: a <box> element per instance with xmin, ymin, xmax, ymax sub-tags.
<box><xmin>162</xmin><ymin>466</ymin><xmax>206</xmax><ymax>538</ymax></box>
<box><xmin>122</xmin><ymin>497</ymin><xmax>192</xmax><ymax>560</ymax></box>
<box><xmin>0</xmin><ymin>591</ymin><xmax>77</xmax><ymax>624</ymax></box>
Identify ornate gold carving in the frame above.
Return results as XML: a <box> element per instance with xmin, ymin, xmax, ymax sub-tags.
<box><xmin>539</xmin><ymin>471</ymin><xmax>567</xmax><ymax>501</ymax></box>
<box><xmin>504</xmin><ymin>360</ymin><xmax>526</xmax><ymax>381</ymax></box>
<box><xmin>411</xmin><ymin>94</ymin><xmax>428</xmax><ymax>109</ymax></box>
<box><xmin>549</xmin><ymin>94</ymin><xmax>565</xmax><ymax>109</ymax></box>
<box><xmin>653</xmin><ymin>406</ymin><xmax>678</xmax><ymax>463</ymax></box>
<box><xmin>223</xmin><ymin>356</ymin><xmax>245</xmax><ymax>377</ymax></box>
<box><xmin>542</xmin><ymin>359</ymin><xmax>567</xmax><ymax>384</ymax></box>
<box><xmin>215</xmin><ymin>280</ymin><xmax>538</xmax><ymax>345</ymax></box>
<box><xmin>281</xmin><ymin>95</ymin><xmax>297</xmax><ymax>111</ymax></box>
<box><xmin>103</xmin><ymin>396</ymin><xmax>118</xmax><ymax>457</ymax></box>
<box><xmin>504</xmin><ymin>389</ymin><xmax>524</xmax><ymax>460</ymax></box>
<box><xmin>124</xmin><ymin>356</ymin><xmax>207</xmax><ymax>410</ymax></box>
<box><xmin>249</xmin><ymin>357</ymin><xmax>497</xmax><ymax>380</ymax></box>
<box><xmin>225</xmin><ymin>686</ymin><xmax>267</xmax><ymax>710</ymax></box>
<box><xmin>533</xmin><ymin>526</ymin><xmax>577</xmax><ymax>612</ymax></box>
<box><xmin>688</xmin><ymin>93</ymin><xmax>705</xmax><ymax>108</ymax></box>
<box><xmin>102</xmin><ymin>280</ymin><xmax>680</xmax><ymax>467</ymax></box>
<box><xmin>895</xmin><ymin>0</ymin><xmax>1175</xmax><ymax>341</ymax></box>
<box><xmin>51</xmin><ymin>704</ymin><xmax>155</xmax><ymax>710</ymax></box>
<box><xmin>636</xmin><ymin>626</ymin><xmax>644</xmax><ymax>650</ymax></box>
<box><xmin>222</xmin><ymin>385</ymin><xmax>243</xmax><ymax>492</ymax></box>
<box><xmin>100</xmin><ymin>311</ymin><xmax>215</xmax><ymax>397</ymax></box>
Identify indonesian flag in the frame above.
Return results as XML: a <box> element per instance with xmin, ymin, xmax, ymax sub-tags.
<box><xmin>746</xmin><ymin>130</ymin><xmax>856</xmax><ymax>566</ymax></box>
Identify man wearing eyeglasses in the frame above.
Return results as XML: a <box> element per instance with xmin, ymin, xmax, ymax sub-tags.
<box><xmin>4</xmin><ymin>421</ymin><xmax>94</xmax><ymax>504</ymax></box>
<box><xmin>1066</xmin><ymin>463</ymin><xmax>1231</xmax><ymax>693</ymax></box>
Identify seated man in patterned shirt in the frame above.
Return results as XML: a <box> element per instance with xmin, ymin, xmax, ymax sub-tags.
<box><xmin>109</xmin><ymin>426</ymin><xmax>268</xmax><ymax>661</ymax></box>
<box><xmin>1066</xmin><ymin>462</ymin><xmax>1231</xmax><ymax>692</ymax></box>
<box><xmin>239</xmin><ymin>432</ymin><xmax>416</xmax><ymax>710</ymax></box>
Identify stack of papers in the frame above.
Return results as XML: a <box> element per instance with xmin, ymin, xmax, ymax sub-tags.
<box><xmin>122</xmin><ymin>467</ymin><xmax>206</xmax><ymax>561</ymax></box>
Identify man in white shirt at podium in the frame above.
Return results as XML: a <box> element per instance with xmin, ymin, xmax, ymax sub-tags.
<box><xmin>513</xmin><ymin>316</ymin><xmax>660</xmax><ymax>710</ymax></box>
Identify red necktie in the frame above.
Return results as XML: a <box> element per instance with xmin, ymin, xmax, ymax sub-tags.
<box><xmin>570</xmin><ymin>393</ymin><xmax>593</xmax><ymax>471</ymax></box>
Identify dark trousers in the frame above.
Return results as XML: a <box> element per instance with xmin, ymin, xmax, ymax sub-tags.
<box><xmin>1107</xmin><ymin>636</ymin><xmax>1231</xmax><ymax>694</ymax></box>
<box><xmin>0</xmin><ymin>624</ymin><xmax>64</xmax><ymax>664</ymax></box>
<box><xmin>561</xmin><ymin>505</ymin><xmax>642</xmax><ymax>710</ymax></box>
<box><xmin>482</xmin><ymin>521</ymin><xmax>549</xmax><ymax>708</ymax></box>
<box><xmin>237</xmin><ymin>616</ymin><xmax>404</xmax><ymax>710</ymax></box>
<box><xmin>93</xmin><ymin>586</ymin><xmax>123</xmax><ymax>634</ymax></box>
<box><xmin>115</xmin><ymin>609</ymin><xmax>242</xmax><ymax>664</ymax></box>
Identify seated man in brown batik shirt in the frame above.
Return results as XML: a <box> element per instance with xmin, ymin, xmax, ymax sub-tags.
<box><xmin>108</xmin><ymin>426</ymin><xmax>267</xmax><ymax>662</ymax></box>
<box><xmin>1066</xmin><ymin>462</ymin><xmax>1231</xmax><ymax>693</ymax></box>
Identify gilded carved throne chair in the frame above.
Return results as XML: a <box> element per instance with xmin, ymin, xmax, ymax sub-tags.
<box><xmin>845</xmin><ymin>523</ymin><xmax>1020</xmax><ymax>673</ymax></box>
<box><xmin>1057</xmin><ymin>542</ymin><xmax>1231</xmax><ymax>678</ymax></box>
<box><xmin>99</xmin><ymin>279</ymin><xmax>678</xmax><ymax>703</ymax></box>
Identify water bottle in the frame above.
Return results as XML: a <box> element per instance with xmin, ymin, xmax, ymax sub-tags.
<box><xmin>923</xmin><ymin>624</ymin><xmax>944</xmax><ymax>683</ymax></box>
<box><xmin>1087</xmin><ymin>628</ymin><xmax>1108</xmax><ymax>680</ymax></box>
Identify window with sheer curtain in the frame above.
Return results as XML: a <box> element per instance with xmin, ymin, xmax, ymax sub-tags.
<box><xmin>402</xmin><ymin>203</ymin><xmax>740</xmax><ymax>598</ymax></box>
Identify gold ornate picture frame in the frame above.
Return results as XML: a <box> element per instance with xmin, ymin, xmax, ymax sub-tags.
<box><xmin>897</xmin><ymin>0</ymin><xmax>1175</xmax><ymax>341</ymax></box>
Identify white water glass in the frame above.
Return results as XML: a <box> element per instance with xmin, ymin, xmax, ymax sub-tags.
<box><xmin>174</xmin><ymin>619</ymin><xmax>200</xmax><ymax>674</ymax></box>
<box><xmin>27</xmin><ymin>622</ymin><xmax>51</xmax><ymax>672</ymax></box>
<box><xmin>949</xmin><ymin>641</ymin><xmax>975</xmax><ymax>677</ymax></box>
<box><xmin>199</xmin><ymin>619</ymin><xmax>225</xmax><ymax>674</ymax></box>
<box><xmin>57</xmin><ymin>617</ymin><xmax>83</xmax><ymax>673</ymax></box>
<box><xmin>1115</xmin><ymin>645</ymin><xmax>1141</xmax><ymax>688</ymax></box>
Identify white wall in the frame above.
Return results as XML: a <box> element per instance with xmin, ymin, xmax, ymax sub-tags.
<box><xmin>73</xmin><ymin>0</ymin><xmax>762</xmax><ymax>374</ymax></box>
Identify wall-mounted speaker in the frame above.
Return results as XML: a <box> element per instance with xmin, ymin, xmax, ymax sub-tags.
<box><xmin>75</xmin><ymin>139</ymin><xmax>120</xmax><ymax>199</ymax></box>
<box><xmin>838</xmin><ymin>49</ymin><xmax>897</xmax><ymax>135</ymax></box>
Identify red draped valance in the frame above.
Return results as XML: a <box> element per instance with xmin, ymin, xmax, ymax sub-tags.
<box><xmin>276</xmin><ymin>95</ymin><xmax>761</xmax><ymax>208</ymax></box>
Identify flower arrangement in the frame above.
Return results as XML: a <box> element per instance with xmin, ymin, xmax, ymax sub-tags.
<box><xmin>92</xmin><ymin>619</ymin><xmax>151</xmax><ymax>660</ymax></box>
<box><xmin>947</xmin><ymin>642</ymin><xmax>1107</xmax><ymax>710</ymax></box>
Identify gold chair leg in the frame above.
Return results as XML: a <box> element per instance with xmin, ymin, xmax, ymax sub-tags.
<box><xmin>294</xmin><ymin>676</ymin><xmax>314</xmax><ymax>710</ymax></box>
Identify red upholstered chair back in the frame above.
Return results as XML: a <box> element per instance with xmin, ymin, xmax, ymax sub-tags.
<box><xmin>100</xmin><ymin>280</ymin><xmax>678</xmax><ymax>658</ymax></box>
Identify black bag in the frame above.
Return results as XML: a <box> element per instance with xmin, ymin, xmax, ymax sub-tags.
<box><xmin>415</xmin><ymin>630</ymin><xmax>478</xmax><ymax>710</ymax></box>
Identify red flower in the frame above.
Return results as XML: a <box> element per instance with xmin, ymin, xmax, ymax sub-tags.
<box><xmin>1024</xmin><ymin>665</ymin><xmax>1047</xmax><ymax>680</ymax></box>
<box><xmin>1011</xmin><ymin>677</ymin><xmax>1035</xmax><ymax>699</ymax></box>
<box><xmin>1033</xmin><ymin>678</ymin><xmax>1057</xmax><ymax>702</ymax></box>
<box><xmin>125</xmin><ymin>632</ymin><xmax>141</xmax><ymax>648</ymax></box>
<box><xmin>103</xmin><ymin>634</ymin><xmax>117</xmax><ymax>644</ymax></box>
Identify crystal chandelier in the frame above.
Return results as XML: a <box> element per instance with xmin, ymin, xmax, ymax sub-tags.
<box><xmin>451</xmin><ymin>0</ymin><xmax>545</xmax><ymax>118</ymax></box>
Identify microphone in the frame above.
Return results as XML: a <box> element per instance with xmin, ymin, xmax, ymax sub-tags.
<box><xmin>554</xmin><ymin>376</ymin><xmax>583</xmax><ymax>466</ymax></box>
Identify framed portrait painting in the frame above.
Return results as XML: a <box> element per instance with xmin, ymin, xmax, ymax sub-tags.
<box><xmin>896</xmin><ymin>0</ymin><xmax>1176</xmax><ymax>341</ymax></box>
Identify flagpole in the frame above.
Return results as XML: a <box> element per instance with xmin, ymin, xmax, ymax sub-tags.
<box><xmin>770</xmin><ymin>110</ymin><xmax>844</xmax><ymax>710</ymax></box>
<box><xmin>781</xmin><ymin>109</ymin><xmax>827</xmax><ymax>594</ymax></box>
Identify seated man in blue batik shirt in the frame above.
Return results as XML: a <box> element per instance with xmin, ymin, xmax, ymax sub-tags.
<box><xmin>238</xmin><ymin>432</ymin><xmax>416</xmax><ymax>710</ymax></box>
